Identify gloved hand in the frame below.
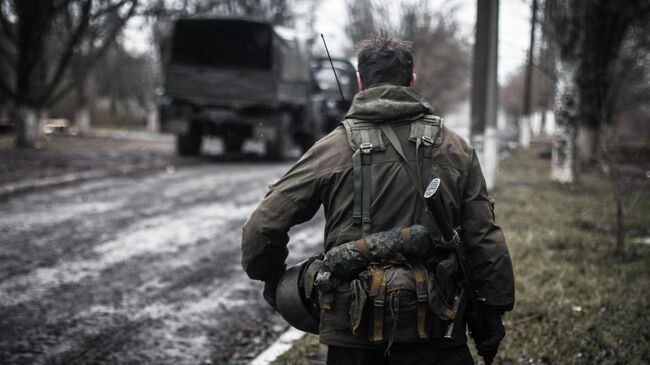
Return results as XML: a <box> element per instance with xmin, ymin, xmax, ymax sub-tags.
<box><xmin>263</xmin><ymin>280</ymin><xmax>280</xmax><ymax>310</ymax></box>
<box><xmin>476</xmin><ymin>306</ymin><xmax>506</xmax><ymax>364</ymax></box>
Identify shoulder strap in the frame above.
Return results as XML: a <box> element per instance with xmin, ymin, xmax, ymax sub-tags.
<box><xmin>379</xmin><ymin>124</ymin><xmax>425</xmax><ymax>197</ymax></box>
<box><xmin>343</xmin><ymin>119</ymin><xmax>385</xmax><ymax>237</ymax></box>
<box><xmin>410</xmin><ymin>115</ymin><xmax>442</xmax><ymax>223</ymax></box>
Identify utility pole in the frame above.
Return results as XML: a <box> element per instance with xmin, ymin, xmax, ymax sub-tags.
<box><xmin>470</xmin><ymin>0</ymin><xmax>499</xmax><ymax>190</ymax></box>
<box><xmin>521</xmin><ymin>0</ymin><xmax>538</xmax><ymax>147</ymax></box>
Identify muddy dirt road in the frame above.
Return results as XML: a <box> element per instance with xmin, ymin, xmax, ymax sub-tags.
<box><xmin>0</xmin><ymin>160</ymin><xmax>324</xmax><ymax>364</ymax></box>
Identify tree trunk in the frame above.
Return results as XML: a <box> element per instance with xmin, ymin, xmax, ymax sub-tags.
<box><xmin>615</xmin><ymin>190</ymin><xmax>624</xmax><ymax>254</ymax></box>
<box><xmin>577</xmin><ymin>123</ymin><xmax>599</xmax><ymax>164</ymax></box>
<box><xmin>75</xmin><ymin>81</ymin><xmax>91</xmax><ymax>134</ymax></box>
<box><xmin>551</xmin><ymin>61</ymin><xmax>579</xmax><ymax>183</ymax></box>
<box><xmin>75</xmin><ymin>106</ymin><xmax>91</xmax><ymax>134</ymax></box>
<box><xmin>13</xmin><ymin>105</ymin><xmax>40</xmax><ymax>148</ymax></box>
<box><xmin>147</xmin><ymin>102</ymin><xmax>159</xmax><ymax>132</ymax></box>
<box><xmin>519</xmin><ymin>115</ymin><xmax>532</xmax><ymax>147</ymax></box>
<box><xmin>483</xmin><ymin>126</ymin><xmax>499</xmax><ymax>191</ymax></box>
<box><xmin>540</xmin><ymin>108</ymin><xmax>547</xmax><ymax>135</ymax></box>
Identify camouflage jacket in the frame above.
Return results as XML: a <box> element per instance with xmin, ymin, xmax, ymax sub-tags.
<box><xmin>241</xmin><ymin>84</ymin><xmax>515</xmax><ymax>347</ymax></box>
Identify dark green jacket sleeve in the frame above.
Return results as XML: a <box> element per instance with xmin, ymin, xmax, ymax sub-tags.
<box><xmin>461</xmin><ymin>151</ymin><xmax>515</xmax><ymax>309</ymax></box>
<box><xmin>241</xmin><ymin>149</ymin><xmax>322</xmax><ymax>282</ymax></box>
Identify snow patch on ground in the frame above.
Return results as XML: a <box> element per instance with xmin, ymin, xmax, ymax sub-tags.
<box><xmin>0</xmin><ymin>200</ymin><xmax>259</xmax><ymax>306</ymax></box>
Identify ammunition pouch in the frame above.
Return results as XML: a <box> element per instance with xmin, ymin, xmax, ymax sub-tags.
<box><xmin>316</xmin><ymin>226</ymin><xmax>463</xmax><ymax>346</ymax></box>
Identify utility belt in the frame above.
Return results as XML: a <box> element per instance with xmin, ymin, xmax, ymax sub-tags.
<box><xmin>314</xmin><ymin>225</ymin><xmax>465</xmax><ymax>347</ymax></box>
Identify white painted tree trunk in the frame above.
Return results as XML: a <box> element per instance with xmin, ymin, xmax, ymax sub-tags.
<box><xmin>551</xmin><ymin>62</ymin><xmax>579</xmax><ymax>183</ymax></box>
<box><xmin>75</xmin><ymin>106</ymin><xmax>91</xmax><ymax>134</ymax></box>
<box><xmin>519</xmin><ymin>115</ymin><xmax>531</xmax><ymax>148</ymax></box>
<box><xmin>147</xmin><ymin>103</ymin><xmax>159</xmax><ymax>132</ymax></box>
<box><xmin>13</xmin><ymin>106</ymin><xmax>40</xmax><ymax>148</ymax></box>
<box><xmin>483</xmin><ymin>126</ymin><xmax>499</xmax><ymax>191</ymax></box>
<box><xmin>577</xmin><ymin>124</ymin><xmax>599</xmax><ymax>163</ymax></box>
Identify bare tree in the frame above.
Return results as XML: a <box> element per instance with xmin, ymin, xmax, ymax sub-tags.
<box><xmin>406</xmin><ymin>4</ymin><xmax>470</xmax><ymax>114</ymax></box>
<box><xmin>90</xmin><ymin>41</ymin><xmax>159</xmax><ymax>124</ymax></box>
<box><xmin>545</xmin><ymin>0</ymin><xmax>650</xmax><ymax>183</ymax></box>
<box><xmin>0</xmin><ymin>0</ymin><xmax>138</xmax><ymax>148</ymax></box>
<box><xmin>545</xmin><ymin>0</ymin><xmax>583</xmax><ymax>183</ymax></box>
<box><xmin>345</xmin><ymin>0</ymin><xmax>382</xmax><ymax>46</ymax></box>
<box><xmin>599</xmin><ymin>13</ymin><xmax>650</xmax><ymax>254</ymax></box>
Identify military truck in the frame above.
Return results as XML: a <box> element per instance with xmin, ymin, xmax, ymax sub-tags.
<box><xmin>159</xmin><ymin>18</ymin><xmax>313</xmax><ymax>159</ymax></box>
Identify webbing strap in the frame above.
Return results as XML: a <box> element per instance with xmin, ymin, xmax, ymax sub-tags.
<box><xmin>320</xmin><ymin>291</ymin><xmax>334</xmax><ymax>311</ymax></box>
<box><xmin>373</xmin><ymin>269</ymin><xmax>387</xmax><ymax>342</ymax></box>
<box><xmin>413</xmin><ymin>138</ymin><xmax>424</xmax><ymax>224</ymax></box>
<box><xmin>360</xmin><ymin>130</ymin><xmax>373</xmax><ymax>236</ymax></box>
<box><xmin>414</xmin><ymin>136</ymin><xmax>432</xmax><ymax>224</ymax></box>
<box><xmin>355</xmin><ymin>239</ymin><xmax>370</xmax><ymax>260</ymax></box>
<box><xmin>413</xmin><ymin>263</ymin><xmax>429</xmax><ymax>339</ymax></box>
<box><xmin>368</xmin><ymin>267</ymin><xmax>384</xmax><ymax>297</ymax></box>
<box><xmin>379</xmin><ymin>124</ymin><xmax>425</xmax><ymax>198</ymax></box>
<box><xmin>401</xmin><ymin>227</ymin><xmax>414</xmax><ymax>256</ymax></box>
<box><xmin>352</xmin><ymin>149</ymin><xmax>362</xmax><ymax>225</ymax></box>
<box><xmin>352</xmin><ymin>131</ymin><xmax>373</xmax><ymax>236</ymax></box>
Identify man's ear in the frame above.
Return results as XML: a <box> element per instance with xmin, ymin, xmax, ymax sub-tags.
<box><xmin>357</xmin><ymin>72</ymin><xmax>365</xmax><ymax>91</ymax></box>
<box><xmin>410</xmin><ymin>73</ymin><xmax>417</xmax><ymax>87</ymax></box>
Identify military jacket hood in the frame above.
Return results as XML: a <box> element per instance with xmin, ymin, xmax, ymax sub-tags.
<box><xmin>345</xmin><ymin>85</ymin><xmax>434</xmax><ymax>122</ymax></box>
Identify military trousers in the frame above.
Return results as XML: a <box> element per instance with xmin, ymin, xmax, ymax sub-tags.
<box><xmin>326</xmin><ymin>344</ymin><xmax>474</xmax><ymax>365</ymax></box>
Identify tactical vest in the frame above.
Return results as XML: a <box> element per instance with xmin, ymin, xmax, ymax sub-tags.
<box><xmin>330</xmin><ymin>114</ymin><xmax>450</xmax><ymax>345</ymax></box>
<box><xmin>342</xmin><ymin>114</ymin><xmax>444</xmax><ymax>236</ymax></box>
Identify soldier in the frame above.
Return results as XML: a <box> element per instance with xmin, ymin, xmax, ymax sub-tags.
<box><xmin>242</xmin><ymin>34</ymin><xmax>515</xmax><ymax>365</ymax></box>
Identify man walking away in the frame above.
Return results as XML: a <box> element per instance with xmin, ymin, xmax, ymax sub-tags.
<box><xmin>242</xmin><ymin>34</ymin><xmax>515</xmax><ymax>365</ymax></box>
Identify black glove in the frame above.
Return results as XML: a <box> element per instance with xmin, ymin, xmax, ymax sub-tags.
<box><xmin>476</xmin><ymin>306</ymin><xmax>506</xmax><ymax>364</ymax></box>
<box><xmin>263</xmin><ymin>280</ymin><xmax>279</xmax><ymax>310</ymax></box>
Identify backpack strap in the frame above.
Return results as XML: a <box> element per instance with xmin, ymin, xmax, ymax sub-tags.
<box><xmin>413</xmin><ymin>262</ymin><xmax>430</xmax><ymax>339</ymax></box>
<box><xmin>342</xmin><ymin>115</ymin><xmax>442</xmax><ymax>234</ymax></box>
<box><xmin>342</xmin><ymin>119</ymin><xmax>386</xmax><ymax>237</ymax></box>
<box><xmin>409</xmin><ymin>115</ymin><xmax>444</xmax><ymax>224</ymax></box>
<box><xmin>368</xmin><ymin>267</ymin><xmax>387</xmax><ymax>343</ymax></box>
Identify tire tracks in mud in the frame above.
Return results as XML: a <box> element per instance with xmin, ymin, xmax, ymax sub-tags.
<box><xmin>0</xmin><ymin>162</ymin><xmax>325</xmax><ymax>365</ymax></box>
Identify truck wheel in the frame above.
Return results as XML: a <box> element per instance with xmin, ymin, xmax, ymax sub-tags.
<box><xmin>266</xmin><ymin>111</ymin><xmax>293</xmax><ymax>161</ymax></box>
<box><xmin>224</xmin><ymin>135</ymin><xmax>244</xmax><ymax>154</ymax></box>
<box><xmin>176</xmin><ymin>124</ymin><xmax>202</xmax><ymax>156</ymax></box>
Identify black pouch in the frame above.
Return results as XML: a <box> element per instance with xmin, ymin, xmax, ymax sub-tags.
<box><xmin>319</xmin><ymin>282</ymin><xmax>353</xmax><ymax>331</ymax></box>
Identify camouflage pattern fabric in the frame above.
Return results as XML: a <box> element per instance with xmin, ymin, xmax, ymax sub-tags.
<box><xmin>322</xmin><ymin>225</ymin><xmax>434</xmax><ymax>279</ymax></box>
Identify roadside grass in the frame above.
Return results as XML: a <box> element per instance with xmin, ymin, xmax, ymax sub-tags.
<box><xmin>272</xmin><ymin>147</ymin><xmax>650</xmax><ymax>365</ymax></box>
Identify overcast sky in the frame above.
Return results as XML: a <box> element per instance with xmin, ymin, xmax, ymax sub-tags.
<box><xmin>124</xmin><ymin>0</ymin><xmax>532</xmax><ymax>82</ymax></box>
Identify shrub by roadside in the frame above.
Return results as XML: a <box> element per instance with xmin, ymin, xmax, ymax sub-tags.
<box><xmin>272</xmin><ymin>147</ymin><xmax>650</xmax><ymax>365</ymax></box>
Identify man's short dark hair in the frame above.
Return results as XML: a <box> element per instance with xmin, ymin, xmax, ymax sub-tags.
<box><xmin>356</xmin><ymin>34</ymin><xmax>413</xmax><ymax>88</ymax></box>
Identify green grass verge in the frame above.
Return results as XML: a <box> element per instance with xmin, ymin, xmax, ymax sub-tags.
<box><xmin>273</xmin><ymin>147</ymin><xmax>650</xmax><ymax>365</ymax></box>
<box><xmin>272</xmin><ymin>334</ymin><xmax>323</xmax><ymax>365</ymax></box>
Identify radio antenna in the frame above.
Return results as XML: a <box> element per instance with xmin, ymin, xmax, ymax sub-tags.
<box><xmin>320</xmin><ymin>33</ymin><xmax>345</xmax><ymax>103</ymax></box>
